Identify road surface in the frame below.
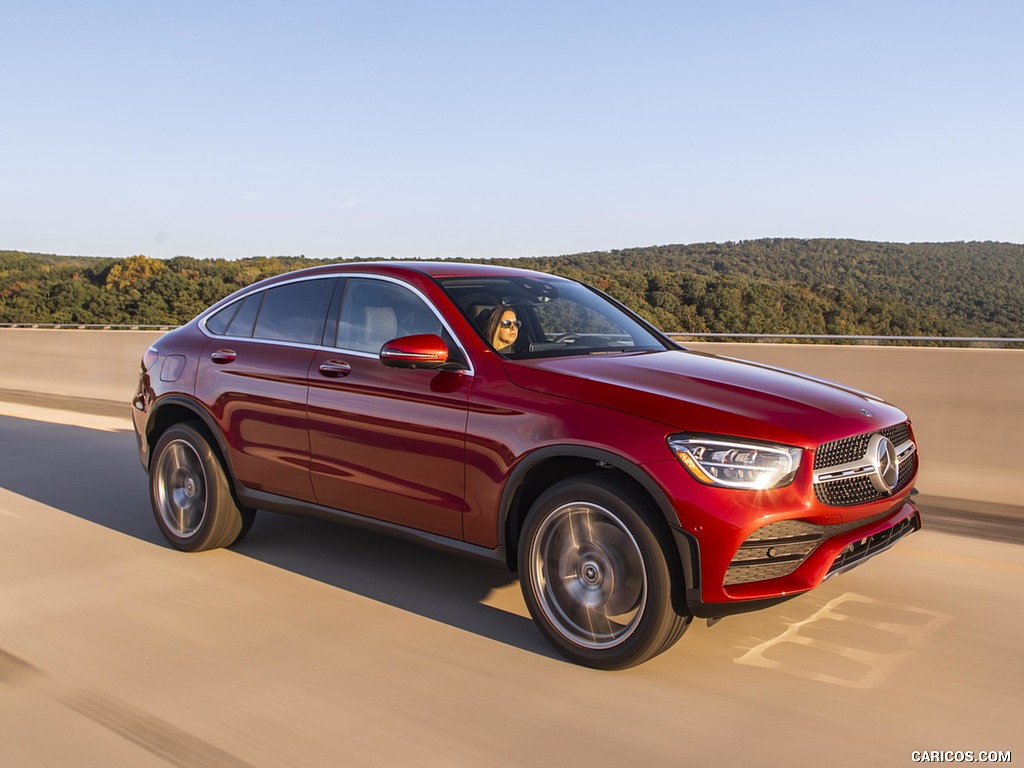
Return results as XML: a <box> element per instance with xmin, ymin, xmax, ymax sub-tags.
<box><xmin>0</xmin><ymin>407</ymin><xmax>1020</xmax><ymax>767</ymax></box>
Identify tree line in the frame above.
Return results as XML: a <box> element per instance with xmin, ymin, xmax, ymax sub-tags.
<box><xmin>1</xmin><ymin>239</ymin><xmax>1022</xmax><ymax>339</ymax></box>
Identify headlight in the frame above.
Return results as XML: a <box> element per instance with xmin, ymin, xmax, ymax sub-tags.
<box><xmin>668</xmin><ymin>435</ymin><xmax>803</xmax><ymax>490</ymax></box>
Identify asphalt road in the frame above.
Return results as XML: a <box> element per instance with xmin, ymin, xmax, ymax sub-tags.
<box><xmin>0</xmin><ymin>410</ymin><xmax>1021</xmax><ymax>767</ymax></box>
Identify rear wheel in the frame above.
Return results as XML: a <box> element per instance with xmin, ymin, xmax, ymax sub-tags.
<box><xmin>150</xmin><ymin>423</ymin><xmax>255</xmax><ymax>551</ymax></box>
<box><xmin>518</xmin><ymin>473</ymin><xmax>690</xmax><ymax>669</ymax></box>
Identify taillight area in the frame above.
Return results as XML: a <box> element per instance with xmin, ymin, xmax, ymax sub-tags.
<box><xmin>142</xmin><ymin>346</ymin><xmax>159</xmax><ymax>371</ymax></box>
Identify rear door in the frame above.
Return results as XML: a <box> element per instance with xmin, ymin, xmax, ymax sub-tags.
<box><xmin>196</xmin><ymin>277</ymin><xmax>336</xmax><ymax>502</ymax></box>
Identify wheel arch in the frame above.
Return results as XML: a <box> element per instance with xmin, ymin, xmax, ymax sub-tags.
<box><xmin>498</xmin><ymin>446</ymin><xmax>699</xmax><ymax>615</ymax></box>
<box><xmin>144</xmin><ymin>396</ymin><xmax>236</xmax><ymax>482</ymax></box>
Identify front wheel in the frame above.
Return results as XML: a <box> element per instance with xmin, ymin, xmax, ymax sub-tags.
<box><xmin>149</xmin><ymin>422</ymin><xmax>255</xmax><ymax>551</ymax></box>
<box><xmin>518</xmin><ymin>474</ymin><xmax>690</xmax><ymax>669</ymax></box>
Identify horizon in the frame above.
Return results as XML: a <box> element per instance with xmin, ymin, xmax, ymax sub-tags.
<box><xmin>6</xmin><ymin>236</ymin><xmax>1024</xmax><ymax>263</ymax></box>
<box><xmin>7</xmin><ymin>236</ymin><xmax>1024</xmax><ymax>270</ymax></box>
<box><xmin>3</xmin><ymin>2</ymin><xmax>1023</xmax><ymax>260</ymax></box>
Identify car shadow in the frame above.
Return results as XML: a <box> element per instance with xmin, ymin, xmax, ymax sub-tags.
<box><xmin>0</xmin><ymin>415</ymin><xmax>556</xmax><ymax>661</ymax></box>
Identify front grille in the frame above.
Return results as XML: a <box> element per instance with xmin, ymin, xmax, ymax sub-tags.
<box><xmin>813</xmin><ymin>422</ymin><xmax>912</xmax><ymax>470</ymax></box>
<box><xmin>815</xmin><ymin>450</ymin><xmax>918</xmax><ymax>506</ymax></box>
<box><xmin>813</xmin><ymin>422</ymin><xmax>916</xmax><ymax>507</ymax></box>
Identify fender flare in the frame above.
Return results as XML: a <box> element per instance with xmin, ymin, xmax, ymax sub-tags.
<box><xmin>145</xmin><ymin>395</ymin><xmax>240</xmax><ymax>488</ymax></box>
<box><xmin>497</xmin><ymin>444</ymin><xmax>700</xmax><ymax>600</ymax></box>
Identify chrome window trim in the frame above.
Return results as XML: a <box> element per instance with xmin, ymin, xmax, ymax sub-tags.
<box><xmin>196</xmin><ymin>271</ymin><xmax>474</xmax><ymax>375</ymax></box>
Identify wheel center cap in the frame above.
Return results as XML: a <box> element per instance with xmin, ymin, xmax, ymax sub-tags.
<box><xmin>580</xmin><ymin>559</ymin><xmax>602</xmax><ymax>586</ymax></box>
<box><xmin>184</xmin><ymin>477</ymin><xmax>195</xmax><ymax>498</ymax></box>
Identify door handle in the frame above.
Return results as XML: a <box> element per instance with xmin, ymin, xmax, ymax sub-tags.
<box><xmin>210</xmin><ymin>349</ymin><xmax>237</xmax><ymax>364</ymax></box>
<box><xmin>319</xmin><ymin>360</ymin><xmax>352</xmax><ymax>377</ymax></box>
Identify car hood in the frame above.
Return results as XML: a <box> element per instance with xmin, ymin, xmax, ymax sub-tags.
<box><xmin>503</xmin><ymin>349</ymin><xmax>908</xmax><ymax>448</ymax></box>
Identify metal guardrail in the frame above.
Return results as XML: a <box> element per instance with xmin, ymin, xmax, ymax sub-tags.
<box><xmin>2</xmin><ymin>324</ymin><xmax>1022</xmax><ymax>346</ymax></box>
<box><xmin>0</xmin><ymin>323</ymin><xmax>177</xmax><ymax>330</ymax></box>
<box><xmin>668</xmin><ymin>333</ymin><xmax>1024</xmax><ymax>346</ymax></box>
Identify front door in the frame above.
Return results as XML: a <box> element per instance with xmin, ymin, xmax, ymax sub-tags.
<box><xmin>306</xmin><ymin>277</ymin><xmax>471</xmax><ymax>539</ymax></box>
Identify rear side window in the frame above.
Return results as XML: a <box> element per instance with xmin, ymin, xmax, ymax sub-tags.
<box><xmin>204</xmin><ymin>292</ymin><xmax>264</xmax><ymax>337</ymax></box>
<box><xmin>225</xmin><ymin>293</ymin><xmax>262</xmax><ymax>337</ymax></box>
<box><xmin>205</xmin><ymin>300</ymin><xmax>239</xmax><ymax>335</ymax></box>
<box><xmin>252</xmin><ymin>279</ymin><xmax>335</xmax><ymax>345</ymax></box>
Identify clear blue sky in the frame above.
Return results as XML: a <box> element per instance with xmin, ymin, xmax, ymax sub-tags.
<box><xmin>2</xmin><ymin>1</ymin><xmax>1021</xmax><ymax>260</ymax></box>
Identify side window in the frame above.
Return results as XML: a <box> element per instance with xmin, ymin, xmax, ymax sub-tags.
<box><xmin>204</xmin><ymin>300</ymin><xmax>240</xmax><ymax>336</ymax></box>
<box><xmin>336</xmin><ymin>279</ymin><xmax>443</xmax><ymax>353</ymax></box>
<box><xmin>252</xmin><ymin>279</ymin><xmax>334</xmax><ymax>345</ymax></box>
<box><xmin>225</xmin><ymin>292</ymin><xmax>262</xmax><ymax>337</ymax></box>
<box><xmin>204</xmin><ymin>292</ymin><xmax>265</xmax><ymax>337</ymax></box>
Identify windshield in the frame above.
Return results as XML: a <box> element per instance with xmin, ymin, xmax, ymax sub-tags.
<box><xmin>438</xmin><ymin>275</ymin><xmax>673</xmax><ymax>359</ymax></box>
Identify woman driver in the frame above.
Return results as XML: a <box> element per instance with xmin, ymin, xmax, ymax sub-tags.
<box><xmin>485</xmin><ymin>307</ymin><xmax>520</xmax><ymax>353</ymax></box>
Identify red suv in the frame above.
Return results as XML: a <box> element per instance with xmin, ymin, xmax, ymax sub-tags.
<box><xmin>132</xmin><ymin>262</ymin><xmax>920</xmax><ymax>668</ymax></box>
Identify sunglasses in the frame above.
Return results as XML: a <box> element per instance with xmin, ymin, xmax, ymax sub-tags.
<box><xmin>500</xmin><ymin>319</ymin><xmax>522</xmax><ymax>329</ymax></box>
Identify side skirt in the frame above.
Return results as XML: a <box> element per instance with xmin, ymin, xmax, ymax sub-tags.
<box><xmin>236</xmin><ymin>486</ymin><xmax>508</xmax><ymax>567</ymax></box>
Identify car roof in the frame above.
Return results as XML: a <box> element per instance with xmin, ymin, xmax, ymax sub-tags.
<box><xmin>258</xmin><ymin>260</ymin><xmax>564</xmax><ymax>283</ymax></box>
<box><xmin>391</xmin><ymin>260</ymin><xmax>562</xmax><ymax>280</ymax></box>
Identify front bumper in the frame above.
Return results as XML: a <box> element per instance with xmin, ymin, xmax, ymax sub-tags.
<box><xmin>643</xmin><ymin>455</ymin><xmax>921</xmax><ymax>619</ymax></box>
<box><xmin>685</xmin><ymin>501</ymin><xmax>920</xmax><ymax>619</ymax></box>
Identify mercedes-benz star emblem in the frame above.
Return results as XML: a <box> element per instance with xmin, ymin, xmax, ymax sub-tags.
<box><xmin>867</xmin><ymin>434</ymin><xmax>899</xmax><ymax>493</ymax></box>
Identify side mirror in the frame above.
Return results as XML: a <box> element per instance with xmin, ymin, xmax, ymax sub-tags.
<box><xmin>380</xmin><ymin>334</ymin><xmax>449</xmax><ymax>369</ymax></box>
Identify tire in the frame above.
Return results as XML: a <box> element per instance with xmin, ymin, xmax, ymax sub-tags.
<box><xmin>518</xmin><ymin>473</ymin><xmax>690</xmax><ymax>669</ymax></box>
<box><xmin>149</xmin><ymin>422</ymin><xmax>256</xmax><ymax>551</ymax></box>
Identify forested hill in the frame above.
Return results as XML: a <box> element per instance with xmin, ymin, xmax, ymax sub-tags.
<box><xmin>1</xmin><ymin>239</ymin><xmax>1022</xmax><ymax>338</ymax></box>
<box><xmin>488</xmin><ymin>240</ymin><xmax>1024</xmax><ymax>337</ymax></box>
